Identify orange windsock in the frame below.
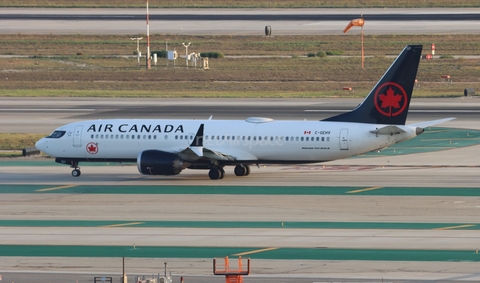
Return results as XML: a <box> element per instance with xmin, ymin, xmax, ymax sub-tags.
<box><xmin>343</xmin><ymin>18</ymin><xmax>365</xmax><ymax>33</ymax></box>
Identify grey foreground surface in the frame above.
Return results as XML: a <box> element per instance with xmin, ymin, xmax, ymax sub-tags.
<box><xmin>2</xmin><ymin>97</ymin><xmax>480</xmax><ymax>282</ymax></box>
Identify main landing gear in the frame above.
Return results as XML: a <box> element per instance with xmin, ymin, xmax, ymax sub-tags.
<box><xmin>234</xmin><ymin>164</ymin><xmax>250</xmax><ymax>177</ymax></box>
<box><xmin>208</xmin><ymin>167</ymin><xmax>225</xmax><ymax>180</ymax></box>
<box><xmin>208</xmin><ymin>165</ymin><xmax>251</xmax><ymax>180</ymax></box>
<box><xmin>70</xmin><ymin>162</ymin><xmax>81</xmax><ymax>177</ymax></box>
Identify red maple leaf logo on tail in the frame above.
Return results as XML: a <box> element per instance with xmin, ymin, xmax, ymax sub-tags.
<box><xmin>374</xmin><ymin>82</ymin><xmax>408</xmax><ymax>117</ymax></box>
<box><xmin>379</xmin><ymin>87</ymin><xmax>402</xmax><ymax>116</ymax></box>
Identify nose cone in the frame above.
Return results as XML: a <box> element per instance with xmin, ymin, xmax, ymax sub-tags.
<box><xmin>35</xmin><ymin>138</ymin><xmax>46</xmax><ymax>152</ymax></box>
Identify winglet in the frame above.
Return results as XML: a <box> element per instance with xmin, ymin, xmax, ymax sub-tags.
<box><xmin>187</xmin><ymin>124</ymin><xmax>204</xmax><ymax>158</ymax></box>
<box><xmin>190</xmin><ymin>124</ymin><xmax>204</xmax><ymax>147</ymax></box>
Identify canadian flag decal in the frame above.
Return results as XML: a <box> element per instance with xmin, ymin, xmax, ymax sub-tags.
<box><xmin>304</xmin><ymin>131</ymin><xmax>311</xmax><ymax>134</ymax></box>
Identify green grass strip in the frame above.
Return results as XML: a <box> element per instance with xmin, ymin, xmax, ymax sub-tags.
<box><xmin>0</xmin><ymin>245</ymin><xmax>478</xmax><ymax>262</ymax></box>
<box><xmin>2</xmin><ymin>184</ymin><xmax>480</xmax><ymax>196</ymax></box>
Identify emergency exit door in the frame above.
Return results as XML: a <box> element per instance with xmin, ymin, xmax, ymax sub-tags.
<box><xmin>339</xmin><ymin>128</ymin><xmax>349</xmax><ymax>150</ymax></box>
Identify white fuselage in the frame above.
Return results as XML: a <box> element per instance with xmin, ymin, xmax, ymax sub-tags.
<box><xmin>36</xmin><ymin>118</ymin><xmax>418</xmax><ymax>164</ymax></box>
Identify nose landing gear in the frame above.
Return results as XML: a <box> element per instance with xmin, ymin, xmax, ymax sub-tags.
<box><xmin>70</xmin><ymin>162</ymin><xmax>81</xmax><ymax>177</ymax></box>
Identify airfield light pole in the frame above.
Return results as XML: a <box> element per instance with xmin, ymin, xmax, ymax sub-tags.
<box><xmin>130</xmin><ymin>37</ymin><xmax>143</xmax><ymax>65</ymax></box>
<box><xmin>343</xmin><ymin>15</ymin><xmax>365</xmax><ymax>69</ymax></box>
<box><xmin>182</xmin><ymin>42</ymin><xmax>191</xmax><ymax>66</ymax></box>
<box><xmin>145</xmin><ymin>0</ymin><xmax>151</xmax><ymax>69</ymax></box>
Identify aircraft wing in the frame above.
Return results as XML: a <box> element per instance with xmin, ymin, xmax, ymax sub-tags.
<box><xmin>178</xmin><ymin>146</ymin><xmax>235</xmax><ymax>161</ymax></box>
<box><xmin>175</xmin><ymin>122</ymin><xmax>235</xmax><ymax>161</ymax></box>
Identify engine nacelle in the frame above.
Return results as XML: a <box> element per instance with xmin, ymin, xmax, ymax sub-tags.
<box><xmin>137</xmin><ymin>150</ymin><xmax>185</xmax><ymax>175</ymax></box>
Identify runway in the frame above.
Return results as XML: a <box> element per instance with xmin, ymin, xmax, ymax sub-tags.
<box><xmin>2</xmin><ymin>97</ymin><xmax>480</xmax><ymax>282</ymax></box>
<box><xmin>0</xmin><ymin>97</ymin><xmax>477</xmax><ymax>133</ymax></box>
<box><xmin>1</xmin><ymin>8</ymin><xmax>480</xmax><ymax>35</ymax></box>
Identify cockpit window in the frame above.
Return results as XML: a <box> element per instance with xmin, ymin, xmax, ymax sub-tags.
<box><xmin>46</xmin><ymin>130</ymin><xmax>66</xmax><ymax>139</ymax></box>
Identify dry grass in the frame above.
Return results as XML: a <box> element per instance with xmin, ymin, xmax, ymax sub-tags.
<box><xmin>0</xmin><ymin>133</ymin><xmax>45</xmax><ymax>150</ymax></box>
<box><xmin>3</xmin><ymin>34</ymin><xmax>480</xmax><ymax>56</ymax></box>
<box><xmin>0</xmin><ymin>0</ymin><xmax>478</xmax><ymax>7</ymax></box>
<box><xmin>1</xmin><ymin>34</ymin><xmax>479</xmax><ymax>98</ymax></box>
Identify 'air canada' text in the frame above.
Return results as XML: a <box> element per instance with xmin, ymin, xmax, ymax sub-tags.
<box><xmin>87</xmin><ymin>124</ymin><xmax>184</xmax><ymax>133</ymax></box>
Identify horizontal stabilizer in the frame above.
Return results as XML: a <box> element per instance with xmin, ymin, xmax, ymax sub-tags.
<box><xmin>409</xmin><ymin>118</ymin><xmax>456</xmax><ymax>129</ymax></box>
<box><xmin>370</xmin><ymin>125</ymin><xmax>406</xmax><ymax>135</ymax></box>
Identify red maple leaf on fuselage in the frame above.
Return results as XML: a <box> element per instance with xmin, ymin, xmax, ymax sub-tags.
<box><xmin>88</xmin><ymin>144</ymin><xmax>97</xmax><ymax>153</ymax></box>
<box><xmin>379</xmin><ymin>87</ymin><xmax>402</xmax><ymax>109</ymax></box>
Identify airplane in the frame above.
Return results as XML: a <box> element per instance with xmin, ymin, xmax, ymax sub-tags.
<box><xmin>35</xmin><ymin>45</ymin><xmax>452</xmax><ymax>180</ymax></box>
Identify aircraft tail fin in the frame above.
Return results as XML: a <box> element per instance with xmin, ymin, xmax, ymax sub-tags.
<box><xmin>323</xmin><ymin>45</ymin><xmax>423</xmax><ymax>125</ymax></box>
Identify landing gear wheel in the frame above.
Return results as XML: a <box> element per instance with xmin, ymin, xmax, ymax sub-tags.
<box><xmin>219</xmin><ymin>167</ymin><xmax>225</xmax><ymax>179</ymax></box>
<box><xmin>234</xmin><ymin>165</ymin><xmax>247</xmax><ymax>176</ymax></box>
<box><xmin>245</xmin><ymin>165</ymin><xmax>250</xmax><ymax>176</ymax></box>
<box><xmin>208</xmin><ymin>168</ymin><xmax>221</xmax><ymax>180</ymax></box>
<box><xmin>71</xmin><ymin>169</ymin><xmax>81</xmax><ymax>177</ymax></box>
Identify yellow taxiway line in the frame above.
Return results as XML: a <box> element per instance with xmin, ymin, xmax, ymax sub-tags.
<box><xmin>347</xmin><ymin>186</ymin><xmax>383</xmax><ymax>194</ymax></box>
<box><xmin>434</xmin><ymin>224</ymin><xmax>476</xmax><ymax>230</ymax></box>
<box><xmin>102</xmin><ymin>222</ymin><xmax>145</xmax><ymax>228</ymax></box>
<box><xmin>234</xmin><ymin>247</ymin><xmax>278</xmax><ymax>256</ymax></box>
<box><xmin>36</xmin><ymin>185</ymin><xmax>76</xmax><ymax>192</ymax></box>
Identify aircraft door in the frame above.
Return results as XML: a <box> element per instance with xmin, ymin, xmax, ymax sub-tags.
<box><xmin>339</xmin><ymin>128</ymin><xmax>349</xmax><ymax>150</ymax></box>
<box><xmin>73</xmin><ymin>125</ymin><xmax>83</xmax><ymax>147</ymax></box>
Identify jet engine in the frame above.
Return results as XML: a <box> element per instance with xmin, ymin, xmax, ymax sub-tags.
<box><xmin>137</xmin><ymin>150</ymin><xmax>186</xmax><ymax>175</ymax></box>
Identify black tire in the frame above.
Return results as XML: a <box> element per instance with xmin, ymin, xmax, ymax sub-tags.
<box><xmin>208</xmin><ymin>168</ymin><xmax>221</xmax><ymax>180</ymax></box>
<box><xmin>219</xmin><ymin>168</ymin><xmax>225</xmax><ymax>179</ymax></box>
<box><xmin>245</xmin><ymin>165</ymin><xmax>251</xmax><ymax>176</ymax></box>
<box><xmin>234</xmin><ymin>165</ymin><xmax>246</xmax><ymax>176</ymax></box>
<box><xmin>72</xmin><ymin>169</ymin><xmax>81</xmax><ymax>177</ymax></box>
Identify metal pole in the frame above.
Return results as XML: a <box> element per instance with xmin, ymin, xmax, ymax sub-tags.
<box><xmin>130</xmin><ymin>37</ymin><xmax>143</xmax><ymax>65</ymax></box>
<box><xmin>146</xmin><ymin>0</ymin><xmax>151</xmax><ymax>69</ymax></box>
<box><xmin>361</xmin><ymin>25</ymin><xmax>364</xmax><ymax>69</ymax></box>
<box><xmin>182</xmin><ymin>42</ymin><xmax>191</xmax><ymax>66</ymax></box>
